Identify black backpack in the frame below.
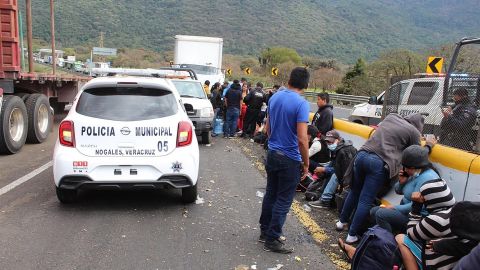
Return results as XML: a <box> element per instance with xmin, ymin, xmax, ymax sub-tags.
<box><xmin>351</xmin><ymin>225</ymin><xmax>401</xmax><ymax>270</ymax></box>
<box><xmin>297</xmin><ymin>174</ymin><xmax>314</xmax><ymax>192</ymax></box>
<box><xmin>304</xmin><ymin>180</ymin><xmax>324</xmax><ymax>201</ymax></box>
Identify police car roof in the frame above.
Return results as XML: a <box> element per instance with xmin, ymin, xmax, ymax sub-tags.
<box><xmin>82</xmin><ymin>76</ymin><xmax>178</xmax><ymax>94</ymax></box>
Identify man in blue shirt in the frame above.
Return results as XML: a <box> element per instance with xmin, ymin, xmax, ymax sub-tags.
<box><xmin>259</xmin><ymin>67</ymin><xmax>310</xmax><ymax>254</ymax></box>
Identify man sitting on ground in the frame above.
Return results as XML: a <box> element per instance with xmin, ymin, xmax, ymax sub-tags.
<box><xmin>309</xmin><ymin>130</ymin><xmax>357</xmax><ymax>209</ymax></box>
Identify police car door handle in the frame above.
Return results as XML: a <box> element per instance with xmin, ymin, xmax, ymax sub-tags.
<box><xmin>130</xmin><ymin>169</ymin><xmax>138</xmax><ymax>175</ymax></box>
<box><xmin>114</xmin><ymin>169</ymin><xmax>122</xmax><ymax>175</ymax></box>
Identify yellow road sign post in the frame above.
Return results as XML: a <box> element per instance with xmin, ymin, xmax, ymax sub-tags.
<box><xmin>226</xmin><ymin>68</ymin><xmax>232</xmax><ymax>76</ymax></box>
<box><xmin>271</xmin><ymin>67</ymin><xmax>278</xmax><ymax>76</ymax></box>
<box><xmin>426</xmin><ymin>57</ymin><xmax>444</xmax><ymax>74</ymax></box>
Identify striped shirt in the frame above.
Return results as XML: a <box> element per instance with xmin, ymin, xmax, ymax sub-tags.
<box><xmin>407</xmin><ymin>179</ymin><xmax>460</xmax><ymax>270</ymax></box>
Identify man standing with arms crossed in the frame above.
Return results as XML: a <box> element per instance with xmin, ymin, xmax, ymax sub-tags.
<box><xmin>259</xmin><ymin>67</ymin><xmax>310</xmax><ymax>254</ymax></box>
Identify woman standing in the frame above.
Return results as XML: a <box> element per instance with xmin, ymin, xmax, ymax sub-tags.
<box><xmin>237</xmin><ymin>83</ymin><xmax>248</xmax><ymax>134</ymax></box>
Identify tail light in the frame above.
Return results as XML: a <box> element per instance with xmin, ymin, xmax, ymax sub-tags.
<box><xmin>59</xmin><ymin>120</ymin><xmax>75</xmax><ymax>147</ymax></box>
<box><xmin>177</xmin><ymin>121</ymin><xmax>192</xmax><ymax>147</ymax></box>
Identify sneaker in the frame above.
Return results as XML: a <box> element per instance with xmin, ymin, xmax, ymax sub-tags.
<box><xmin>335</xmin><ymin>220</ymin><xmax>347</xmax><ymax>231</ymax></box>
<box><xmin>259</xmin><ymin>232</ymin><xmax>286</xmax><ymax>243</ymax></box>
<box><xmin>345</xmin><ymin>234</ymin><xmax>358</xmax><ymax>244</ymax></box>
<box><xmin>258</xmin><ymin>231</ymin><xmax>267</xmax><ymax>243</ymax></box>
<box><xmin>263</xmin><ymin>239</ymin><xmax>294</xmax><ymax>254</ymax></box>
<box><xmin>309</xmin><ymin>200</ymin><xmax>332</xmax><ymax>209</ymax></box>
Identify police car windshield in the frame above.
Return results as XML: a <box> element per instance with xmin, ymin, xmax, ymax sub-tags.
<box><xmin>172</xmin><ymin>81</ymin><xmax>207</xmax><ymax>99</ymax></box>
<box><xmin>76</xmin><ymin>87</ymin><xmax>178</xmax><ymax>121</ymax></box>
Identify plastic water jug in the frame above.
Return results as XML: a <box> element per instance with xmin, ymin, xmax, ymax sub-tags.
<box><xmin>213</xmin><ymin>118</ymin><xmax>224</xmax><ymax>135</ymax></box>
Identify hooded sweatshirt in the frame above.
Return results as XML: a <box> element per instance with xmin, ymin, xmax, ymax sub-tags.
<box><xmin>324</xmin><ymin>139</ymin><xmax>357</xmax><ymax>182</ymax></box>
<box><xmin>312</xmin><ymin>104</ymin><xmax>334</xmax><ymax>135</ymax></box>
<box><xmin>361</xmin><ymin>113</ymin><xmax>424</xmax><ymax>179</ymax></box>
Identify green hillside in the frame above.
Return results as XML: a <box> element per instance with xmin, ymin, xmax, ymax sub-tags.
<box><xmin>23</xmin><ymin>0</ymin><xmax>480</xmax><ymax>63</ymax></box>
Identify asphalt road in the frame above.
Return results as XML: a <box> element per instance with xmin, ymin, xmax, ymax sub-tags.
<box><xmin>309</xmin><ymin>102</ymin><xmax>352</xmax><ymax>120</ymax></box>
<box><xmin>0</xmin><ymin>116</ymin><xmax>336</xmax><ymax>270</ymax></box>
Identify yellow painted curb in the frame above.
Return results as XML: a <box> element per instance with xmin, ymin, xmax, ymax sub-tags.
<box><xmin>470</xmin><ymin>156</ymin><xmax>480</xmax><ymax>175</ymax></box>
<box><xmin>428</xmin><ymin>143</ymin><xmax>478</xmax><ymax>173</ymax></box>
<box><xmin>333</xmin><ymin>119</ymin><xmax>374</xmax><ymax>139</ymax></box>
<box><xmin>290</xmin><ymin>200</ymin><xmax>328</xmax><ymax>243</ymax></box>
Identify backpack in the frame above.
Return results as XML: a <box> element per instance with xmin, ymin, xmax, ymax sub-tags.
<box><xmin>297</xmin><ymin>174</ymin><xmax>315</xmax><ymax>192</ymax></box>
<box><xmin>450</xmin><ymin>201</ymin><xmax>480</xmax><ymax>241</ymax></box>
<box><xmin>304</xmin><ymin>180</ymin><xmax>324</xmax><ymax>201</ymax></box>
<box><xmin>351</xmin><ymin>225</ymin><xmax>401</xmax><ymax>270</ymax></box>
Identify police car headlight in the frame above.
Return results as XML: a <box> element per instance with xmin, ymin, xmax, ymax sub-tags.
<box><xmin>200</xmin><ymin>107</ymin><xmax>214</xmax><ymax>118</ymax></box>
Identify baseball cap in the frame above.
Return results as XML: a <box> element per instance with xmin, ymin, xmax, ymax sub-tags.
<box><xmin>325</xmin><ymin>130</ymin><xmax>340</xmax><ymax>143</ymax></box>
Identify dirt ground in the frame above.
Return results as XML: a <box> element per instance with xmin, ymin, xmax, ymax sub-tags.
<box><xmin>232</xmin><ymin>136</ymin><xmax>351</xmax><ymax>270</ymax></box>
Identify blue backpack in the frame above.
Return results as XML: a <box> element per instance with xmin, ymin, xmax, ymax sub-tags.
<box><xmin>351</xmin><ymin>225</ymin><xmax>401</xmax><ymax>270</ymax></box>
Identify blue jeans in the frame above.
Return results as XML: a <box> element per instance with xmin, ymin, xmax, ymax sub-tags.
<box><xmin>370</xmin><ymin>206</ymin><xmax>408</xmax><ymax>233</ymax></box>
<box><xmin>321</xmin><ymin>173</ymin><xmax>338</xmax><ymax>202</ymax></box>
<box><xmin>339</xmin><ymin>151</ymin><xmax>387</xmax><ymax>236</ymax></box>
<box><xmin>259</xmin><ymin>150</ymin><xmax>301</xmax><ymax>240</ymax></box>
<box><xmin>225</xmin><ymin>107</ymin><xmax>240</xmax><ymax>136</ymax></box>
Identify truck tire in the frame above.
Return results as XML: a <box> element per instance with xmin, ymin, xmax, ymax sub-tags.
<box><xmin>201</xmin><ymin>131</ymin><xmax>211</xmax><ymax>144</ymax></box>
<box><xmin>56</xmin><ymin>187</ymin><xmax>77</xmax><ymax>203</ymax></box>
<box><xmin>0</xmin><ymin>96</ymin><xmax>28</xmax><ymax>154</ymax></box>
<box><xmin>26</xmin><ymin>94</ymin><xmax>52</xmax><ymax>144</ymax></box>
<box><xmin>182</xmin><ymin>184</ymin><xmax>197</xmax><ymax>203</ymax></box>
<box><xmin>15</xmin><ymin>93</ymin><xmax>30</xmax><ymax>102</ymax></box>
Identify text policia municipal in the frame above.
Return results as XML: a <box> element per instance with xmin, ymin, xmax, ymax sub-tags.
<box><xmin>81</xmin><ymin>126</ymin><xmax>174</xmax><ymax>137</ymax></box>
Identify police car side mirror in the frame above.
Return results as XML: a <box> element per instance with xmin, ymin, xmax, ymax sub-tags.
<box><xmin>368</xmin><ymin>96</ymin><xmax>377</xmax><ymax>105</ymax></box>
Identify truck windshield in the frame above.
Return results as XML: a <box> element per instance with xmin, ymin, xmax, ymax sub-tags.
<box><xmin>172</xmin><ymin>80</ymin><xmax>207</xmax><ymax>99</ymax></box>
<box><xmin>179</xmin><ymin>64</ymin><xmax>219</xmax><ymax>75</ymax></box>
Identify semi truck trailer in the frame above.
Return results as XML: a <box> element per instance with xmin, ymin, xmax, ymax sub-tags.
<box><xmin>0</xmin><ymin>0</ymin><xmax>89</xmax><ymax>154</ymax></box>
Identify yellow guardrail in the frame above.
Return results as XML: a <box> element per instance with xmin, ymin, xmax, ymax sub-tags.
<box><xmin>329</xmin><ymin>118</ymin><xmax>480</xmax><ymax>201</ymax></box>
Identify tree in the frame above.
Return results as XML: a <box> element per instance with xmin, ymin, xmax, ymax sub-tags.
<box><xmin>240</xmin><ymin>58</ymin><xmax>257</xmax><ymax>71</ymax></box>
<box><xmin>345</xmin><ymin>58</ymin><xmax>366</xmax><ymax>80</ymax></box>
<box><xmin>259</xmin><ymin>47</ymin><xmax>302</xmax><ymax>68</ymax></box>
<box><xmin>303</xmin><ymin>57</ymin><xmax>339</xmax><ymax>70</ymax></box>
<box><xmin>337</xmin><ymin>58</ymin><xmax>366</xmax><ymax>95</ymax></box>
<box><xmin>311</xmin><ymin>68</ymin><xmax>342</xmax><ymax>91</ymax></box>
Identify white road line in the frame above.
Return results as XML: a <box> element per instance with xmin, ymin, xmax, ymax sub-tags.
<box><xmin>0</xmin><ymin>161</ymin><xmax>53</xmax><ymax>196</ymax></box>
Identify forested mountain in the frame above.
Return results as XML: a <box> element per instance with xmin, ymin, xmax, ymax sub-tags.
<box><xmin>23</xmin><ymin>0</ymin><xmax>480</xmax><ymax>63</ymax></box>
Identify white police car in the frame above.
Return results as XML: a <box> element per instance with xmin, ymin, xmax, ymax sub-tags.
<box><xmin>53</xmin><ymin>76</ymin><xmax>199</xmax><ymax>203</ymax></box>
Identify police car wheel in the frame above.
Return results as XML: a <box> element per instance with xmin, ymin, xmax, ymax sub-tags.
<box><xmin>181</xmin><ymin>184</ymin><xmax>197</xmax><ymax>203</ymax></box>
<box><xmin>201</xmin><ymin>131</ymin><xmax>211</xmax><ymax>144</ymax></box>
<box><xmin>56</xmin><ymin>187</ymin><xmax>78</xmax><ymax>204</ymax></box>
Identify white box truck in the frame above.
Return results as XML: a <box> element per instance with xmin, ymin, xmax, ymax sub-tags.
<box><xmin>174</xmin><ymin>35</ymin><xmax>225</xmax><ymax>86</ymax></box>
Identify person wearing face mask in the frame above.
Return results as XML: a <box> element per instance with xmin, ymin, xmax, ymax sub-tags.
<box><xmin>336</xmin><ymin>113</ymin><xmax>434</xmax><ymax>244</ymax></box>
<box><xmin>306</xmin><ymin>125</ymin><xmax>330</xmax><ymax>173</ymax></box>
<box><xmin>309</xmin><ymin>130</ymin><xmax>357</xmax><ymax>209</ymax></box>
<box><xmin>369</xmin><ymin>145</ymin><xmax>439</xmax><ymax>234</ymax></box>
